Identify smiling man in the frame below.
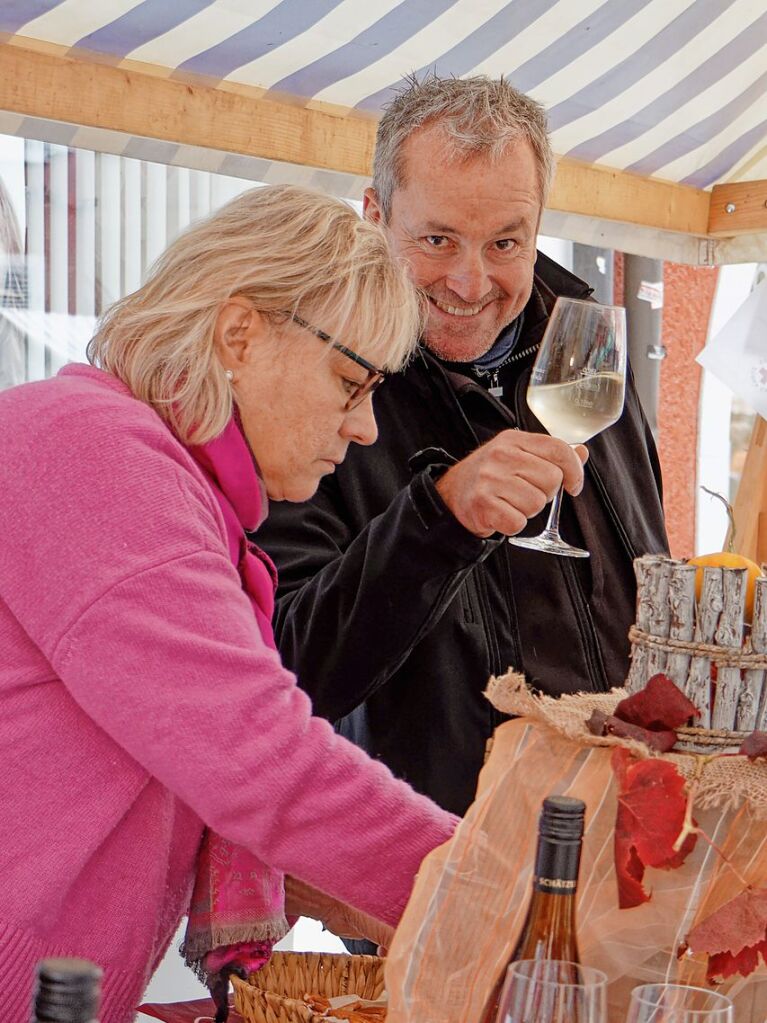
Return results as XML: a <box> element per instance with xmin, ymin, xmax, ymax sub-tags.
<box><xmin>259</xmin><ymin>76</ymin><xmax>668</xmax><ymax>825</ymax></box>
<box><xmin>366</xmin><ymin>118</ymin><xmax>541</xmax><ymax>366</ymax></box>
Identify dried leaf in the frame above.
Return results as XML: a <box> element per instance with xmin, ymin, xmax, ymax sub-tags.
<box><xmin>740</xmin><ymin>731</ymin><xmax>767</xmax><ymax>759</ymax></box>
<box><xmin>706</xmin><ymin>943</ymin><xmax>767</xmax><ymax>982</ymax></box>
<box><xmin>586</xmin><ymin>709</ymin><xmax>608</xmax><ymax>736</ymax></box>
<box><xmin>612</xmin><ymin>747</ymin><xmax>697</xmax><ymax>909</ymax></box>
<box><xmin>614</xmin><ymin>673</ymin><xmax>699</xmax><ymax>731</ymax></box>
<box><xmin>586</xmin><ymin>708</ymin><xmax>677</xmax><ymax>753</ymax></box>
<box><xmin>685</xmin><ymin>888</ymin><xmax>767</xmax><ymax>981</ymax></box>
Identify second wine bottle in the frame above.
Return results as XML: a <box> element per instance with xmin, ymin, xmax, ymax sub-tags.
<box><xmin>479</xmin><ymin>794</ymin><xmax>586</xmax><ymax>1023</ymax></box>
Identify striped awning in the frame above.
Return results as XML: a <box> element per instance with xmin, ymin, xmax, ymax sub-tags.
<box><xmin>2</xmin><ymin>0</ymin><xmax>767</xmax><ymax>190</ymax></box>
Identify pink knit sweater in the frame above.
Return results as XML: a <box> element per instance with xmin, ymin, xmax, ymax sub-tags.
<box><xmin>0</xmin><ymin>366</ymin><xmax>455</xmax><ymax>1021</ymax></box>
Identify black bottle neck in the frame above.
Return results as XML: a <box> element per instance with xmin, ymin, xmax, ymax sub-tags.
<box><xmin>533</xmin><ymin>831</ymin><xmax>582</xmax><ymax>893</ymax></box>
<box><xmin>32</xmin><ymin>959</ymin><xmax>101</xmax><ymax>1023</ymax></box>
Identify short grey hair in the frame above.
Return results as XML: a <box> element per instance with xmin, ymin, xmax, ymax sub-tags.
<box><xmin>372</xmin><ymin>74</ymin><xmax>553</xmax><ymax>220</ymax></box>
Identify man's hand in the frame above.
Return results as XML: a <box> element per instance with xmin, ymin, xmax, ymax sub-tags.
<box><xmin>435</xmin><ymin>431</ymin><xmax>588</xmax><ymax>538</ymax></box>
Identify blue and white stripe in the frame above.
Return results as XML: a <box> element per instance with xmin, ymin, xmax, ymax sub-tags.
<box><xmin>2</xmin><ymin>0</ymin><xmax>766</xmax><ymax>188</ymax></box>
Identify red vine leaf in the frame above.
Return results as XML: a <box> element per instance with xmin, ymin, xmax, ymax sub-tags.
<box><xmin>612</xmin><ymin>747</ymin><xmax>697</xmax><ymax>909</ymax></box>
<box><xmin>614</xmin><ymin>673</ymin><xmax>699</xmax><ymax>731</ymax></box>
<box><xmin>685</xmin><ymin>888</ymin><xmax>767</xmax><ymax>981</ymax></box>
<box><xmin>588</xmin><ymin>675</ymin><xmax>699</xmax><ymax>754</ymax></box>
<box><xmin>707</xmin><ymin>944</ymin><xmax>767</xmax><ymax>981</ymax></box>
<box><xmin>739</xmin><ymin>731</ymin><xmax>767</xmax><ymax>759</ymax></box>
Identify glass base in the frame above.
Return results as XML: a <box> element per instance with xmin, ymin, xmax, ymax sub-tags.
<box><xmin>508</xmin><ymin>529</ymin><xmax>590</xmax><ymax>558</ymax></box>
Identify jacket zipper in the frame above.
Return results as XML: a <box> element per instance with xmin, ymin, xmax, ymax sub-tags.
<box><xmin>586</xmin><ymin>460</ymin><xmax>638</xmax><ymax>563</ymax></box>
<box><xmin>474</xmin><ymin>566</ymin><xmax>511</xmax><ymax>727</ymax></box>
<box><xmin>558</xmin><ymin>556</ymin><xmax>609</xmax><ymax>691</ymax></box>
<box><xmin>422</xmin><ymin>358</ymin><xmax>518</xmax><ymax>704</ymax></box>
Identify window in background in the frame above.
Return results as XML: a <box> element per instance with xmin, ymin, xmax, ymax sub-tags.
<box><xmin>0</xmin><ymin>135</ymin><xmax>252</xmax><ymax>390</ymax></box>
<box><xmin>729</xmin><ymin>264</ymin><xmax>767</xmax><ymax>506</ymax></box>
<box><xmin>696</xmin><ymin>262</ymin><xmax>760</xmax><ymax>554</ymax></box>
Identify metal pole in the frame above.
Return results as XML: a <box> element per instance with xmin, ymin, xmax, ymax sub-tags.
<box><xmin>623</xmin><ymin>253</ymin><xmax>664</xmax><ymax>441</ymax></box>
<box><xmin>572</xmin><ymin>243</ymin><xmax>613</xmax><ymax>306</ymax></box>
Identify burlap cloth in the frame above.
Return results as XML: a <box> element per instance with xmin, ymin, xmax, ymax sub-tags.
<box><xmin>487</xmin><ymin>670</ymin><xmax>767</xmax><ymax>813</ymax></box>
<box><xmin>384</xmin><ymin>670</ymin><xmax>767</xmax><ymax>1023</ymax></box>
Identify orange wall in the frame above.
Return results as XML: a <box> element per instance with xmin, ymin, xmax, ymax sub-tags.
<box><xmin>615</xmin><ymin>255</ymin><xmax>718</xmax><ymax>558</ymax></box>
<box><xmin>657</xmin><ymin>263</ymin><xmax>719</xmax><ymax>558</ymax></box>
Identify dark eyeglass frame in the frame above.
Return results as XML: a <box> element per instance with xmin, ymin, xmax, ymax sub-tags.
<box><xmin>287</xmin><ymin>312</ymin><xmax>386</xmax><ymax>411</ymax></box>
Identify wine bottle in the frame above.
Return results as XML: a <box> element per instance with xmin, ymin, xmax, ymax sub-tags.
<box><xmin>31</xmin><ymin>958</ymin><xmax>102</xmax><ymax>1023</ymax></box>
<box><xmin>478</xmin><ymin>794</ymin><xmax>586</xmax><ymax>1023</ymax></box>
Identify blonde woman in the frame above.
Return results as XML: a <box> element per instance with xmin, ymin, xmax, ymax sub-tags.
<box><xmin>0</xmin><ymin>185</ymin><xmax>456</xmax><ymax>1022</ymax></box>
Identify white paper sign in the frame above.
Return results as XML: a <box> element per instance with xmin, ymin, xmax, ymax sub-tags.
<box><xmin>637</xmin><ymin>280</ymin><xmax>664</xmax><ymax>310</ymax></box>
<box><xmin>697</xmin><ymin>275</ymin><xmax>767</xmax><ymax>416</ymax></box>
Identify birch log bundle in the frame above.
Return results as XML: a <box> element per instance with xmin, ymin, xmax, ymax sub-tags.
<box><xmin>685</xmin><ymin>567</ymin><xmax>722</xmax><ymax>728</ymax></box>
<box><xmin>751</xmin><ymin>577</ymin><xmax>767</xmax><ymax>730</ymax></box>
<box><xmin>627</xmin><ymin>554</ymin><xmax>767</xmax><ymax>734</ymax></box>
<box><xmin>711</xmin><ymin>567</ymin><xmax>747</xmax><ymax>730</ymax></box>
<box><xmin>646</xmin><ymin>558</ymin><xmax>673</xmax><ymax>678</ymax></box>
<box><xmin>666</xmin><ymin>563</ymin><xmax>697</xmax><ymax>690</ymax></box>
<box><xmin>626</xmin><ymin>555</ymin><xmax>669</xmax><ymax>691</ymax></box>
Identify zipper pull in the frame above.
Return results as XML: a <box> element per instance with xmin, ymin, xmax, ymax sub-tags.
<box><xmin>489</xmin><ymin>370</ymin><xmax>503</xmax><ymax>398</ymax></box>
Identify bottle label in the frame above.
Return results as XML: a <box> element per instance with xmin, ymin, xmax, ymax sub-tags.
<box><xmin>534</xmin><ymin>876</ymin><xmax>577</xmax><ymax>892</ymax></box>
<box><xmin>533</xmin><ymin>836</ymin><xmax>581</xmax><ymax>893</ymax></box>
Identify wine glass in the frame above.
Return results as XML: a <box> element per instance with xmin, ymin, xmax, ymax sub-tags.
<box><xmin>625</xmin><ymin>984</ymin><xmax>734</xmax><ymax>1023</ymax></box>
<box><xmin>496</xmin><ymin>959</ymin><xmax>607</xmax><ymax>1023</ymax></box>
<box><xmin>509</xmin><ymin>297</ymin><xmax>627</xmax><ymax>558</ymax></box>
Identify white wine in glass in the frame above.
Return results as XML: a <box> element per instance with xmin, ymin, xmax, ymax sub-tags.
<box><xmin>509</xmin><ymin>297</ymin><xmax>627</xmax><ymax>558</ymax></box>
<box><xmin>527</xmin><ymin>372</ymin><xmax>625</xmax><ymax>445</ymax></box>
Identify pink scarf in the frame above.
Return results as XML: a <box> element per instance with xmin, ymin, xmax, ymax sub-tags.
<box><xmin>180</xmin><ymin>413</ymin><xmax>289</xmax><ymax>1011</ymax></box>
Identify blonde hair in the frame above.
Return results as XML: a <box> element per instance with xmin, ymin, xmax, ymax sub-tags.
<box><xmin>88</xmin><ymin>184</ymin><xmax>423</xmax><ymax>444</ymax></box>
<box><xmin>373</xmin><ymin>74</ymin><xmax>553</xmax><ymax>220</ymax></box>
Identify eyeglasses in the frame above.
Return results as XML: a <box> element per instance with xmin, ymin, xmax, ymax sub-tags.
<box><xmin>287</xmin><ymin>313</ymin><xmax>386</xmax><ymax>411</ymax></box>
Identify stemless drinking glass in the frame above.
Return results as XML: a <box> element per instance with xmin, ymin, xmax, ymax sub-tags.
<box><xmin>496</xmin><ymin>959</ymin><xmax>607</xmax><ymax>1023</ymax></box>
<box><xmin>509</xmin><ymin>296</ymin><xmax>627</xmax><ymax>558</ymax></box>
<box><xmin>625</xmin><ymin>984</ymin><xmax>734</xmax><ymax>1023</ymax></box>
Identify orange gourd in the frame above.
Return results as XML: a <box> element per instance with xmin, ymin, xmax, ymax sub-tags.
<box><xmin>689</xmin><ymin>487</ymin><xmax>764</xmax><ymax>622</ymax></box>
<box><xmin>687</xmin><ymin>551</ymin><xmax>762</xmax><ymax>622</ymax></box>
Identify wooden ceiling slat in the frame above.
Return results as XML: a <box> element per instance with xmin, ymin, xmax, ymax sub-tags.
<box><xmin>0</xmin><ymin>41</ymin><xmax>721</xmax><ymax>240</ymax></box>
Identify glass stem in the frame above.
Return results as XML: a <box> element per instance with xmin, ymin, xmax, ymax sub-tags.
<box><xmin>544</xmin><ymin>484</ymin><xmax>565</xmax><ymax>536</ymax></box>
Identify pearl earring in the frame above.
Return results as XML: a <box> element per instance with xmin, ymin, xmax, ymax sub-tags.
<box><xmin>225</xmin><ymin>369</ymin><xmax>234</xmax><ymax>382</ymax></box>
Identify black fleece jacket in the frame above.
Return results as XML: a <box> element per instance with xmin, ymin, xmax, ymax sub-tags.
<box><xmin>257</xmin><ymin>253</ymin><xmax>669</xmax><ymax>815</ymax></box>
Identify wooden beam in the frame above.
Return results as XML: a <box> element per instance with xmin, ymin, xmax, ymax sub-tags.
<box><xmin>708</xmin><ymin>180</ymin><xmax>767</xmax><ymax>236</ymax></box>
<box><xmin>0</xmin><ymin>41</ymin><xmax>716</xmax><ymax>238</ymax></box>
<box><xmin>758</xmin><ymin>511</ymin><xmax>767</xmax><ymax>568</ymax></box>
<box><xmin>551</xmin><ymin>157</ymin><xmax>711</xmax><ymax>237</ymax></box>
<box><xmin>707</xmin><ymin>231</ymin><xmax>767</xmax><ymax>264</ymax></box>
<box><xmin>0</xmin><ymin>42</ymin><xmax>378</xmax><ymax>178</ymax></box>
<box><xmin>728</xmin><ymin>416</ymin><xmax>767</xmax><ymax>564</ymax></box>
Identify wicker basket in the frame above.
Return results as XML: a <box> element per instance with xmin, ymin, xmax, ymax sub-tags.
<box><xmin>232</xmin><ymin>952</ymin><xmax>385</xmax><ymax>1023</ymax></box>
